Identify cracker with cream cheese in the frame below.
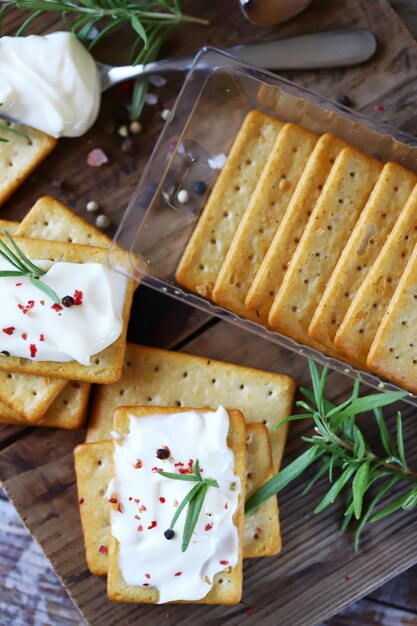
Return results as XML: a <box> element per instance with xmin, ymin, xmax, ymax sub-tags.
<box><xmin>0</xmin><ymin>236</ymin><xmax>135</xmax><ymax>384</ymax></box>
<box><xmin>74</xmin><ymin>422</ymin><xmax>280</xmax><ymax>575</ymax></box>
<box><xmin>86</xmin><ymin>343</ymin><xmax>295</xmax><ymax>472</ymax></box>
<box><xmin>106</xmin><ymin>405</ymin><xmax>246</xmax><ymax>605</ymax></box>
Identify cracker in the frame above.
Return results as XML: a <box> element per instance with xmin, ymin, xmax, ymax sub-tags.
<box><xmin>0</xmin><ymin>381</ymin><xmax>91</xmax><ymax>429</ymax></box>
<box><xmin>308</xmin><ymin>162</ymin><xmax>417</xmax><ymax>353</ymax></box>
<box><xmin>175</xmin><ymin>110</ymin><xmax>284</xmax><ymax>299</ymax></box>
<box><xmin>0</xmin><ymin>123</ymin><xmax>56</xmax><ymax>206</ymax></box>
<box><xmin>74</xmin><ymin>441</ymin><xmax>113</xmax><ymax>575</ymax></box>
<box><xmin>212</xmin><ymin>123</ymin><xmax>317</xmax><ymax>322</ymax></box>
<box><xmin>0</xmin><ymin>370</ymin><xmax>66</xmax><ymax>422</ymax></box>
<box><xmin>367</xmin><ymin>242</ymin><xmax>417</xmax><ymax>392</ymax></box>
<box><xmin>86</xmin><ymin>343</ymin><xmax>295</xmax><ymax>471</ymax></box>
<box><xmin>335</xmin><ymin>184</ymin><xmax>417</xmax><ymax>364</ymax></box>
<box><xmin>0</xmin><ymin>236</ymin><xmax>135</xmax><ymax>383</ymax></box>
<box><xmin>74</xmin><ymin>422</ymin><xmax>279</xmax><ymax>574</ymax></box>
<box><xmin>107</xmin><ymin>405</ymin><xmax>245</xmax><ymax>605</ymax></box>
<box><xmin>245</xmin><ymin>133</ymin><xmax>347</xmax><ymax>319</ymax></box>
<box><xmin>244</xmin><ymin>423</ymin><xmax>280</xmax><ymax>558</ymax></box>
<box><xmin>267</xmin><ymin>147</ymin><xmax>382</xmax><ymax>354</ymax></box>
<box><xmin>0</xmin><ymin>219</ymin><xmax>19</xmax><ymax>234</ymax></box>
<box><xmin>16</xmin><ymin>196</ymin><xmax>112</xmax><ymax>248</ymax></box>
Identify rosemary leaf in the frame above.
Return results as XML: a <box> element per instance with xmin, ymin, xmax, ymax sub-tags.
<box><xmin>182</xmin><ymin>483</ymin><xmax>207</xmax><ymax>552</ymax></box>
<box><xmin>169</xmin><ymin>481</ymin><xmax>202</xmax><ymax>530</ymax></box>
<box><xmin>352</xmin><ymin>460</ymin><xmax>371</xmax><ymax>519</ymax></box>
<box><xmin>29</xmin><ymin>276</ymin><xmax>60</xmax><ymax>304</ymax></box>
<box><xmin>314</xmin><ymin>465</ymin><xmax>356</xmax><ymax>514</ymax></box>
<box><xmin>245</xmin><ymin>445</ymin><xmax>323</xmax><ymax>514</ymax></box>
<box><xmin>5</xmin><ymin>231</ymin><xmax>46</xmax><ymax>276</ymax></box>
<box><xmin>396</xmin><ymin>411</ymin><xmax>407</xmax><ymax>468</ymax></box>
<box><xmin>402</xmin><ymin>485</ymin><xmax>417</xmax><ymax>511</ymax></box>
<box><xmin>157</xmin><ymin>470</ymin><xmax>198</xmax><ymax>482</ymax></box>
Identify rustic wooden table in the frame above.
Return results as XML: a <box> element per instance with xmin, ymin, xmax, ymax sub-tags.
<box><xmin>1</xmin><ymin>0</ymin><xmax>417</xmax><ymax>624</ymax></box>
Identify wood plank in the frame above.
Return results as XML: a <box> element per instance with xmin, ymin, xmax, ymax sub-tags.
<box><xmin>324</xmin><ymin>599</ymin><xmax>417</xmax><ymax>626</ymax></box>
<box><xmin>2</xmin><ymin>324</ymin><xmax>417</xmax><ymax>626</ymax></box>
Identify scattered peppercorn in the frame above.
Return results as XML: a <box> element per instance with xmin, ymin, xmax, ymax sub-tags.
<box><xmin>177</xmin><ymin>189</ymin><xmax>189</xmax><ymax>204</ymax></box>
<box><xmin>129</xmin><ymin>120</ymin><xmax>142</xmax><ymax>134</ymax></box>
<box><xmin>156</xmin><ymin>447</ymin><xmax>170</xmax><ymax>460</ymax></box>
<box><xmin>86</xmin><ymin>200</ymin><xmax>99</xmax><ymax>213</ymax></box>
<box><xmin>62</xmin><ymin>295</ymin><xmax>75</xmax><ymax>308</ymax></box>
<box><xmin>121</xmin><ymin>137</ymin><xmax>135</xmax><ymax>154</ymax></box>
<box><xmin>336</xmin><ymin>94</ymin><xmax>352</xmax><ymax>107</ymax></box>
<box><xmin>161</xmin><ymin>108</ymin><xmax>171</xmax><ymax>121</ymax></box>
<box><xmin>118</xmin><ymin>125</ymin><xmax>129</xmax><ymax>138</ymax></box>
<box><xmin>192</xmin><ymin>180</ymin><xmax>207</xmax><ymax>195</ymax></box>
<box><xmin>95</xmin><ymin>214</ymin><xmax>111</xmax><ymax>229</ymax></box>
<box><xmin>164</xmin><ymin>529</ymin><xmax>175</xmax><ymax>540</ymax></box>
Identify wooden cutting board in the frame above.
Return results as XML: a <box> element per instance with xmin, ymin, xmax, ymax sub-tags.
<box><xmin>1</xmin><ymin>1</ymin><xmax>417</xmax><ymax>625</ymax></box>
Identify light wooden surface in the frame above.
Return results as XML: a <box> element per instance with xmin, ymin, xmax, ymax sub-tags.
<box><xmin>1</xmin><ymin>0</ymin><xmax>417</xmax><ymax>625</ymax></box>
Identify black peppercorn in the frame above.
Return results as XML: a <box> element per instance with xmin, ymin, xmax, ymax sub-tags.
<box><xmin>164</xmin><ymin>529</ymin><xmax>175</xmax><ymax>540</ymax></box>
<box><xmin>192</xmin><ymin>180</ymin><xmax>207</xmax><ymax>196</ymax></box>
<box><xmin>336</xmin><ymin>94</ymin><xmax>352</xmax><ymax>107</ymax></box>
<box><xmin>156</xmin><ymin>447</ymin><xmax>170</xmax><ymax>460</ymax></box>
<box><xmin>61</xmin><ymin>295</ymin><xmax>75</xmax><ymax>307</ymax></box>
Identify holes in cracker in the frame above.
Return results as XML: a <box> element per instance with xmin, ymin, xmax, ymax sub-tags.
<box><xmin>211</xmin><ymin>378</ymin><xmax>217</xmax><ymax>385</ymax></box>
<box><xmin>119</xmin><ymin>389</ymin><xmax>125</xmax><ymax>396</ymax></box>
<box><xmin>32</xmin><ymin>390</ymin><xmax>37</xmax><ymax>396</ymax></box>
<box><xmin>175</xmin><ymin>400</ymin><xmax>182</xmax><ymax>407</ymax></box>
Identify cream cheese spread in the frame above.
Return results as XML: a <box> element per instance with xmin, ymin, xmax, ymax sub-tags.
<box><xmin>109</xmin><ymin>407</ymin><xmax>241</xmax><ymax>603</ymax></box>
<box><xmin>0</xmin><ymin>32</ymin><xmax>101</xmax><ymax>137</ymax></box>
<box><xmin>0</xmin><ymin>260</ymin><xmax>127</xmax><ymax>364</ymax></box>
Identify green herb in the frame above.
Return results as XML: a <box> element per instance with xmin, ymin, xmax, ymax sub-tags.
<box><xmin>158</xmin><ymin>459</ymin><xmax>219</xmax><ymax>552</ymax></box>
<box><xmin>245</xmin><ymin>359</ymin><xmax>417</xmax><ymax>551</ymax></box>
<box><xmin>0</xmin><ymin>231</ymin><xmax>60</xmax><ymax>304</ymax></box>
<box><xmin>2</xmin><ymin>0</ymin><xmax>209</xmax><ymax>119</ymax></box>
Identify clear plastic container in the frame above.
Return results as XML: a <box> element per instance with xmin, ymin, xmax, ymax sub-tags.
<box><xmin>109</xmin><ymin>47</ymin><xmax>417</xmax><ymax>403</ymax></box>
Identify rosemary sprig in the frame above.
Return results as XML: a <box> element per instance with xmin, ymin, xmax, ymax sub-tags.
<box><xmin>2</xmin><ymin>0</ymin><xmax>209</xmax><ymax>120</ymax></box>
<box><xmin>245</xmin><ymin>360</ymin><xmax>417</xmax><ymax>550</ymax></box>
<box><xmin>158</xmin><ymin>459</ymin><xmax>219</xmax><ymax>552</ymax></box>
<box><xmin>0</xmin><ymin>231</ymin><xmax>60</xmax><ymax>304</ymax></box>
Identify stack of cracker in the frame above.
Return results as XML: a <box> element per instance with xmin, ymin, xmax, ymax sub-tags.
<box><xmin>176</xmin><ymin>109</ymin><xmax>417</xmax><ymax>394</ymax></box>
<box><xmin>0</xmin><ymin>197</ymin><xmax>136</xmax><ymax>428</ymax></box>
<box><xmin>74</xmin><ymin>344</ymin><xmax>295</xmax><ymax>604</ymax></box>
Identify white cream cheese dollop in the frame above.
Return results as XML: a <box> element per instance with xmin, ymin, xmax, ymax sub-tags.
<box><xmin>109</xmin><ymin>407</ymin><xmax>241</xmax><ymax>603</ymax></box>
<box><xmin>0</xmin><ymin>32</ymin><xmax>101</xmax><ymax>137</ymax></box>
<box><xmin>0</xmin><ymin>260</ymin><xmax>127</xmax><ymax>364</ymax></box>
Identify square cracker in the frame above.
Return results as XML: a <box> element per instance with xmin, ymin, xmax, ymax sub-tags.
<box><xmin>308</xmin><ymin>162</ymin><xmax>417</xmax><ymax>355</ymax></box>
<box><xmin>212</xmin><ymin>123</ymin><xmax>317</xmax><ymax>322</ymax></box>
<box><xmin>16</xmin><ymin>196</ymin><xmax>112</xmax><ymax>248</ymax></box>
<box><xmin>0</xmin><ymin>370</ymin><xmax>66</xmax><ymax>422</ymax></box>
<box><xmin>367</xmin><ymin>242</ymin><xmax>417</xmax><ymax>393</ymax></box>
<box><xmin>0</xmin><ymin>380</ymin><xmax>91</xmax><ymax>429</ymax></box>
<box><xmin>335</xmin><ymin>183</ymin><xmax>417</xmax><ymax>364</ymax></box>
<box><xmin>74</xmin><ymin>422</ymin><xmax>279</xmax><ymax>575</ymax></box>
<box><xmin>0</xmin><ymin>236</ymin><xmax>136</xmax><ymax>383</ymax></box>
<box><xmin>0</xmin><ymin>122</ymin><xmax>56</xmax><ymax>206</ymax></box>
<box><xmin>175</xmin><ymin>110</ymin><xmax>284</xmax><ymax>299</ymax></box>
<box><xmin>267</xmin><ymin>146</ymin><xmax>382</xmax><ymax>357</ymax></box>
<box><xmin>244</xmin><ymin>423</ymin><xmax>281</xmax><ymax>557</ymax></box>
<box><xmin>107</xmin><ymin>405</ymin><xmax>245</xmax><ymax>605</ymax></box>
<box><xmin>245</xmin><ymin>133</ymin><xmax>347</xmax><ymax>319</ymax></box>
<box><xmin>86</xmin><ymin>343</ymin><xmax>295</xmax><ymax>472</ymax></box>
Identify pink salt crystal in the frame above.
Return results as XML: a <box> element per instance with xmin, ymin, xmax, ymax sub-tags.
<box><xmin>87</xmin><ymin>148</ymin><xmax>109</xmax><ymax>167</ymax></box>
